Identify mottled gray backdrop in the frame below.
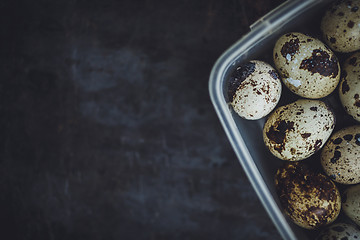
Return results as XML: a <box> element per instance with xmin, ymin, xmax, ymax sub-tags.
<box><xmin>0</xmin><ymin>0</ymin><xmax>283</xmax><ymax>239</ymax></box>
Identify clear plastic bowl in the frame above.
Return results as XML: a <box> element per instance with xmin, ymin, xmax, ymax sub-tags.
<box><xmin>208</xmin><ymin>0</ymin><xmax>343</xmax><ymax>239</ymax></box>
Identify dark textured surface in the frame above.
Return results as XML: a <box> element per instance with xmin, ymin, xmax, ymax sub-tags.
<box><xmin>0</xmin><ymin>0</ymin><xmax>284</xmax><ymax>239</ymax></box>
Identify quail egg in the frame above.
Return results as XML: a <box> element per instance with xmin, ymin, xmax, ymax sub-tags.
<box><xmin>321</xmin><ymin>0</ymin><xmax>360</xmax><ymax>53</ymax></box>
<box><xmin>339</xmin><ymin>52</ymin><xmax>360</xmax><ymax>122</ymax></box>
<box><xmin>263</xmin><ymin>99</ymin><xmax>335</xmax><ymax>161</ymax></box>
<box><xmin>228</xmin><ymin>60</ymin><xmax>282</xmax><ymax>120</ymax></box>
<box><xmin>321</xmin><ymin>125</ymin><xmax>360</xmax><ymax>184</ymax></box>
<box><xmin>343</xmin><ymin>184</ymin><xmax>360</xmax><ymax>226</ymax></box>
<box><xmin>316</xmin><ymin>223</ymin><xmax>360</xmax><ymax>240</ymax></box>
<box><xmin>275</xmin><ymin>162</ymin><xmax>341</xmax><ymax>230</ymax></box>
<box><xmin>273</xmin><ymin>32</ymin><xmax>340</xmax><ymax>99</ymax></box>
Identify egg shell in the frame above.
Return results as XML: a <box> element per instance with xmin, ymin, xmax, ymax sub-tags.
<box><xmin>228</xmin><ymin>60</ymin><xmax>282</xmax><ymax>120</ymax></box>
<box><xmin>263</xmin><ymin>99</ymin><xmax>335</xmax><ymax>161</ymax></box>
<box><xmin>321</xmin><ymin>125</ymin><xmax>360</xmax><ymax>184</ymax></box>
<box><xmin>321</xmin><ymin>0</ymin><xmax>360</xmax><ymax>53</ymax></box>
<box><xmin>343</xmin><ymin>184</ymin><xmax>360</xmax><ymax>226</ymax></box>
<box><xmin>275</xmin><ymin>162</ymin><xmax>341</xmax><ymax>230</ymax></box>
<box><xmin>273</xmin><ymin>32</ymin><xmax>340</xmax><ymax>99</ymax></box>
<box><xmin>339</xmin><ymin>52</ymin><xmax>360</xmax><ymax>122</ymax></box>
<box><xmin>316</xmin><ymin>223</ymin><xmax>360</xmax><ymax>240</ymax></box>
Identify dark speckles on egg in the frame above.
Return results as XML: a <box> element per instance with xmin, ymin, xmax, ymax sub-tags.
<box><xmin>355</xmin><ymin>101</ymin><xmax>360</xmax><ymax>107</ymax></box>
<box><xmin>268</xmin><ymin>69</ymin><xmax>279</xmax><ymax>80</ymax></box>
<box><xmin>299</xmin><ymin>49</ymin><xmax>339</xmax><ymax>77</ymax></box>
<box><xmin>317</xmin><ymin>223</ymin><xmax>360</xmax><ymax>239</ymax></box>
<box><xmin>228</xmin><ymin>62</ymin><xmax>255</xmax><ymax>102</ymax></box>
<box><xmin>341</xmin><ymin>79</ymin><xmax>350</xmax><ymax>94</ymax></box>
<box><xmin>274</xmin><ymin>32</ymin><xmax>340</xmax><ymax>98</ymax></box>
<box><xmin>290</xmin><ymin>148</ymin><xmax>296</xmax><ymax>155</ymax></box>
<box><xmin>339</xmin><ymin>52</ymin><xmax>360</xmax><ymax>122</ymax></box>
<box><xmin>301</xmin><ymin>133</ymin><xmax>311</xmax><ymax>138</ymax></box>
<box><xmin>280</xmin><ymin>38</ymin><xmax>300</xmax><ymax>59</ymax></box>
<box><xmin>266</xmin><ymin>120</ymin><xmax>294</xmax><ymax>153</ymax></box>
<box><xmin>229</xmin><ymin>60</ymin><xmax>282</xmax><ymax>120</ymax></box>
<box><xmin>343</xmin><ymin>134</ymin><xmax>353</xmax><ymax>141</ymax></box>
<box><xmin>321</xmin><ymin>0</ymin><xmax>360</xmax><ymax>52</ymax></box>
<box><xmin>330</xmin><ymin>150</ymin><xmax>341</xmax><ymax>163</ymax></box>
<box><xmin>321</xmin><ymin>126</ymin><xmax>360</xmax><ymax>184</ymax></box>
<box><xmin>333</xmin><ymin>137</ymin><xmax>343</xmax><ymax>144</ymax></box>
<box><xmin>355</xmin><ymin>133</ymin><xmax>360</xmax><ymax>145</ymax></box>
<box><xmin>275</xmin><ymin>162</ymin><xmax>341</xmax><ymax>229</ymax></box>
<box><xmin>347</xmin><ymin>20</ymin><xmax>355</xmax><ymax>28</ymax></box>
<box><xmin>264</xmin><ymin>99</ymin><xmax>335</xmax><ymax>161</ymax></box>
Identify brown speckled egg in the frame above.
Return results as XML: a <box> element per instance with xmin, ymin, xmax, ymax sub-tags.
<box><xmin>273</xmin><ymin>32</ymin><xmax>340</xmax><ymax>99</ymax></box>
<box><xmin>228</xmin><ymin>60</ymin><xmax>282</xmax><ymax>120</ymax></box>
<box><xmin>339</xmin><ymin>52</ymin><xmax>360</xmax><ymax>122</ymax></box>
<box><xmin>343</xmin><ymin>184</ymin><xmax>360</xmax><ymax>227</ymax></box>
<box><xmin>321</xmin><ymin>0</ymin><xmax>360</xmax><ymax>53</ymax></box>
<box><xmin>316</xmin><ymin>223</ymin><xmax>360</xmax><ymax>240</ymax></box>
<box><xmin>321</xmin><ymin>125</ymin><xmax>360</xmax><ymax>184</ymax></box>
<box><xmin>275</xmin><ymin>162</ymin><xmax>341</xmax><ymax>230</ymax></box>
<box><xmin>263</xmin><ymin>99</ymin><xmax>335</xmax><ymax>161</ymax></box>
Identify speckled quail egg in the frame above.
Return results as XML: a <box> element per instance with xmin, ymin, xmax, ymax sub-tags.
<box><xmin>339</xmin><ymin>52</ymin><xmax>360</xmax><ymax>122</ymax></box>
<box><xmin>316</xmin><ymin>223</ymin><xmax>360</xmax><ymax>240</ymax></box>
<box><xmin>228</xmin><ymin>60</ymin><xmax>282</xmax><ymax>120</ymax></box>
<box><xmin>273</xmin><ymin>32</ymin><xmax>340</xmax><ymax>99</ymax></box>
<box><xmin>321</xmin><ymin>0</ymin><xmax>360</xmax><ymax>53</ymax></box>
<box><xmin>275</xmin><ymin>162</ymin><xmax>341</xmax><ymax>230</ymax></box>
<box><xmin>343</xmin><ymin>184</ymin><xmax>360</xmax><ymax>226</ymax></box>
<box><xmin>263</xmin><ymin>99</ymin><xmax>335</xmax><ymax>161</ymax></box>
<box><xmin>321</xmin><ymin>125</ymin><xmax>360</xmax><ymax>184</ymax></box>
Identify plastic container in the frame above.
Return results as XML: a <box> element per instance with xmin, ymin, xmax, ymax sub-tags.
<box><xmin>208</xmin><ymin>0</ymin><xmax>351</xmax><ymax>239</ymax></box>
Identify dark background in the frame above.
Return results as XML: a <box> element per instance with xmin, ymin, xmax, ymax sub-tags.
<box><xmin>0</xmin><ymin>0</ymin><xmax>285</xmax><ymax>239</ymax></box>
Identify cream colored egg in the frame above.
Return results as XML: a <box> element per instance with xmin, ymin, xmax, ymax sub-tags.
<box><xmin>228</xmin><ymin>60</ymin><xmax>282</xmax><ymax>120</ymax></box>
<box><xmin>263</xmin><ymin>99</ymin><xmax>335</xmax><ymax>161</ymax></box>
<box><xmin>339</xmin><ymin>52</ymin><xmax>360</xmax><ymax>122</ymax></box>
<box><xmin>275</xmin><ymin>162</ymin><xmax>341</xmax><ymax>230</ymax></box>
<box><xmin>321</xmin><ymin>0</ymin><xmax>360</xmax><ymax>53</ymax></box>
<box><xmin>273</xmin><ymin>32</ymin><xmax>340</xmax><ymax>99</ymax></box>
<box><xmin>316</xmin><ymin>223</ymin><xmax>360</xmax><ymax>240</ymax></box>
<box><xmin>343</xmin><ymin>184</ymin><xmax>360</xmax><ymax>226</ymax></box>
<box><xmin>321</xmin><ymin>125</ymin><xmax>360</xmax><ymax>184</ymax></box>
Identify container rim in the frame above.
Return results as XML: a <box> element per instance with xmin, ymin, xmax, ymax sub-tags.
<box><xmin>208</xmin><ymin>0</ymin><xmax>331</xmax><ymax>239</ymax></box>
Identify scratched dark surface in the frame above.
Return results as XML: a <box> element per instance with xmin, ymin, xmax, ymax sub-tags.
<box><xmin>0</xmin><ymin>0</ymin><xmax>284</xmax><ymax>239</ymax></box>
